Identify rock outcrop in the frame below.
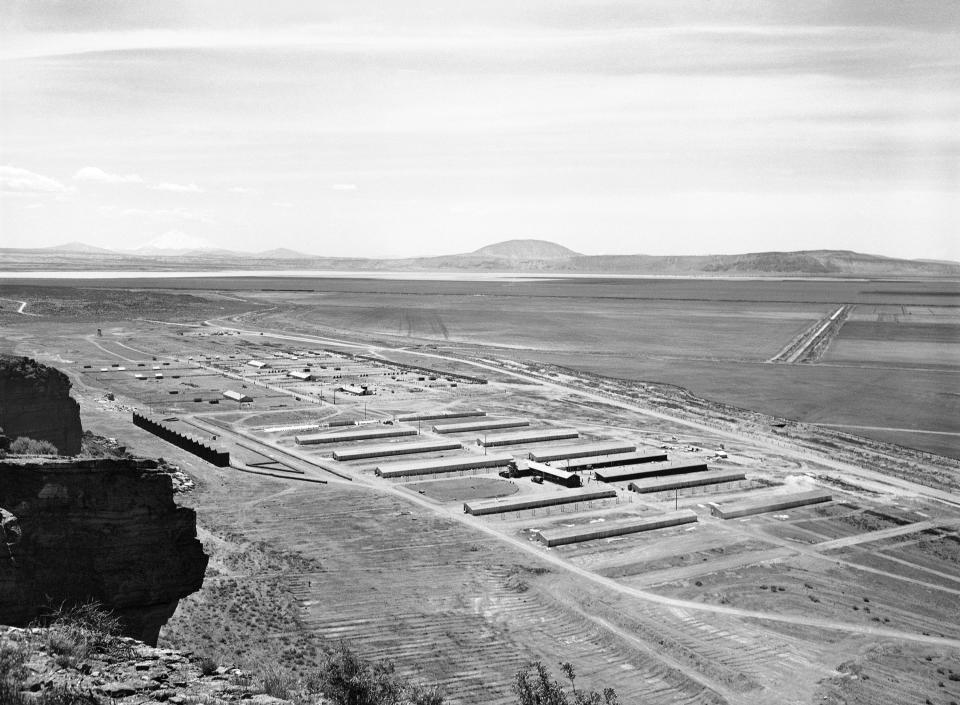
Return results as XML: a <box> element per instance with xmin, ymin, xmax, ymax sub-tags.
<box><xmin>0</xmin><ymin>355</ymin><xmax>83</xmax><ymax>455</ymax></box>
<box><xmin>0</xmin><ymin>456</ymin><xmax>208</xmax><ymax>645</ymax></box>
<box><xmin>1</xmin><ymin>625</ymin><xmax>295</xmax><ymax>705</ymax></box>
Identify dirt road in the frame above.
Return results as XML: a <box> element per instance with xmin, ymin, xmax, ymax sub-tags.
<box><xmin>0</xmin><ymin>297</ymin><xmax>32</xmax><ymax>315</ymax></box>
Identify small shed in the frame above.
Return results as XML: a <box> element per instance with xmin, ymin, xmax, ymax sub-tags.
<box><xmin>223</xmin><ymin>390</ymin><xmax>253</xmax><ymax>403</ymax></box>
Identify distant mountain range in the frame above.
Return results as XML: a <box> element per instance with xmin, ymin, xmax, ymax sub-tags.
<box><xmin>45</xmin><ymin>241</ymin><xmax>117</xmax><ymax>255</ymax></box>
<box><xmin>108</xmin><ymin>245</ymin><xmax>315</xmax><ymax>258</ymax></box>
<box><xmin>1</xmin><ymin>238</ymin><xmax>958</xmax><ymax>278</ymax></box>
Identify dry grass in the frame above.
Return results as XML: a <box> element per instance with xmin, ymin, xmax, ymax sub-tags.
<box><xmin>2</xmin><ymin>604</ymin><xmax>130</xmax><ymax>704</ymax></box>
<box><xmin>161</xmin><ymin>532</ymin><xmax>322</xmax><ymax>678</ymax></box>
<box><xmin>35</xmin><ymin>602</ymin><xmax>131</xmax><ymax>668</ymax></box>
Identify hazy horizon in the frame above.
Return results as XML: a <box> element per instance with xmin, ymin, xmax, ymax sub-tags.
<box><xmin>5</xmin><ymin>237</ymin><xmax>960</xmax><ymax>266</ymax></box>
<box><xmin>2</xmin><ymin>1</ymin><xmax>958</xmax><ymax>261</ymax></box>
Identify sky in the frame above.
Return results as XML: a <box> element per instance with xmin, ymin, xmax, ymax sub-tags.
<box><xmin>1</xmin><ymin>1</ymin><xmax>958</xmax><ymax>260</ymax></box>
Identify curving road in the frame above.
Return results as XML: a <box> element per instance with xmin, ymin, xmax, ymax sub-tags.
<box><xmin>0</xmin><ymin>297</ymin><xmax>33</xmax><ymax>315</ymax></box>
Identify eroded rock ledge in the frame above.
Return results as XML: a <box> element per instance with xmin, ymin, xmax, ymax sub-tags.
<box><xmin>0</xmin><ymin>456</ymin><xmax>208</xmax><ymax>645</ymax></box>
<box><xmin>1</xmin><ymin>625</ymin><xmax>293</xmax><ymax>704</ymax></box>
<box><xmin>0</xmin><ymin>355</ymin><xmax>83</xmax><ymax>455</ymax></box>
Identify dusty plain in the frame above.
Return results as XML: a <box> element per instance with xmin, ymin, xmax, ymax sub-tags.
<box><xmin>1</xmin><ymin>275</ymin><xmax>959</xmax><ymax>705</ymax></box>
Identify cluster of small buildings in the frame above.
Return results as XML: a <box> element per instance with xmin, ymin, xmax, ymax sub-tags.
<box><xmin>281</xmin><ymin>402</ymin><xmax>835</xmax><ymax>550</ymax></box>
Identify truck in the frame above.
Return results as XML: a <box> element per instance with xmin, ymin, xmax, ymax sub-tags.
<box><xmin>497</xmin><ymin>460</ymin><xmax>532</xmax><ymax>479</ymax></box>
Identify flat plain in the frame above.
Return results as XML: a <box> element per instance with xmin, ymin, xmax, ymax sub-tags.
<box><xmin>2</xmin><ymin>274</ymin><xmax>959</xmax><ymax>705</ymax></box>
<box><xmin>146</xmin><ymin>274</ymin><xmax>959</xmax><ymax>458</ymax></box>
<box><xmin>4</xmin><ymin>275</ymin><xmax>958</xmax><ymax>457</ymax></box>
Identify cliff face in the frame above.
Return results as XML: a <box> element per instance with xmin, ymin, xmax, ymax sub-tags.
<box><xmin>0</xmin><ymin>456</ymin><xmax>208</xmax><ymax>645</ymax></box>
<box><xmin>0</xmin><ymin>355</ymin><xmax>83</xmax><ymax>455</ymax></box>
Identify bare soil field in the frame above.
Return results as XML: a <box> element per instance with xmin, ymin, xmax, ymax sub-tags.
<box><xmin>656</xmin><ymin>554</ymin><xmax>960</xmax><ymax>638</ymax></box>
<box><xmin>401</xmin><ymin>477</ymin><xmax>519</xmax><ymax>501</ymax></box>
<box><xmin>168</xmin><ymin>471</ymin><xmax>728</xmax><ymax>704</ymax></box>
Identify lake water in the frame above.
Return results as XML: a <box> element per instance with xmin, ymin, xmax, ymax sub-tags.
<box><xmin>0</xmin><ymin>269</ymin><xmax>871</xmax><ymax>282</ymax></box>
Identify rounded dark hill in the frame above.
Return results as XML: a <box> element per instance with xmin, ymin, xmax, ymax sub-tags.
<box><xmin>470</xmin><ymin>239</ymin><xmax>581</xmax><ymax>259</ymax></box>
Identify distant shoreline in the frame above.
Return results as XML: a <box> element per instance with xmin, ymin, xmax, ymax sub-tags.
<box><xmin>0</xmin><ymin>269</ymin><xmax>890</xmax><ymax>283</ymax></box>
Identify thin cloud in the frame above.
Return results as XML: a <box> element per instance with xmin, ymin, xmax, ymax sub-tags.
<box><xmin>142</xmin><ymin>229</ymin><xmax>215</xmax><ymax>251</ymax></box>
<box><xmin>73</xmin><ymin>166</ymin><xmax>143</xmax><ymax>184</ymax></box>
<box><xmin>97</xmin><ymin>204</ymin><xmax>216</xmax><ymax>225</ymax></box>
<box><xmin>2</xmin><ymin>4</ymin><xmax>956</xmax><ymax>260</ymax></box>
<box><xmin>151</xmin><ymin>182</ymin><xmax>203</xmax><ymax>193</ymax></box>
<box><xmin>0</xmin><ymin>165</ymin><xmax>68</xmax><ymax>193</ymax></box>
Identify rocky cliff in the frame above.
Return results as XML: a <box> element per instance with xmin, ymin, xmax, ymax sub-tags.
<box><xmin>0</xmin><ymin>456</ymin><xmax>208</xmax><ymax>645</ymax></box>
<box><xmin>0</xmin><ymin>355</ymin><xmax>83</xmax><ymax>455</ymax></box>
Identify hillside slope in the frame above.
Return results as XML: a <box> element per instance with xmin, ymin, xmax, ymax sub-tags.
<box><xmin>400</xmin><ymin>247</ymin><xmax>960</xmax><ymax>277</ymax></box>
<box><xmin>2</xmin><ymin>241</ymin><xmax>958</xmax><ymax>277</ymax></box>
<box><xmin>470</xmin><ymin>239</ymin><xmax>581</xmax><ymax>259</ymax></box>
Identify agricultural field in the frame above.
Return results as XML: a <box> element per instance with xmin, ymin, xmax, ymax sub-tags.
<box><xmin>823</xmin><ymin>309</ymin><xmax>960</xmax><ymax>370</ymax></box>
